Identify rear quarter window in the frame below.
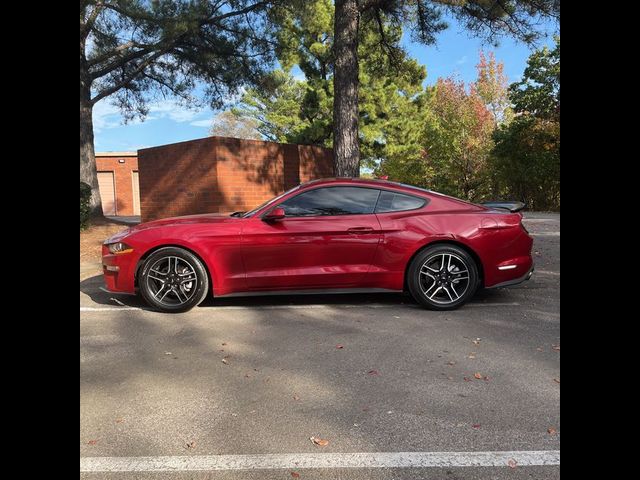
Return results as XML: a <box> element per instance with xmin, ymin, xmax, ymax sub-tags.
<box><xmin>375</xmin><ymin>191</ymin><xmax>427</xmax><ymax>213</ymax></box>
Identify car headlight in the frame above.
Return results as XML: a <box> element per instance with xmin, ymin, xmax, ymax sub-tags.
<box><xmin>107</xmin><ymin>242</ymin><xmax>133</xmax><ymax>254</ymax></box>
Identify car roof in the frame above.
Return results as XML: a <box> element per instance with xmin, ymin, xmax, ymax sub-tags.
<box><xmin>300</xmin><ymin>177</ymin><xmax>431</xmax><ymax>193</ymax></box>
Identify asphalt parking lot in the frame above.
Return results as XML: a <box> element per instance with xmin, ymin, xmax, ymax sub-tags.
<box><xmin>80</xmin><ymin>212</ymin><xmax>560</xmax><ymax>479</ymax></box>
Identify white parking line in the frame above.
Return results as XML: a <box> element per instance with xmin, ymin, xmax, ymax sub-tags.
<box><xmin>81</xmin><ymin>307</ymin><xmax>141</xmax><ymax>311</ymax></box>
<box><xmin>536</xmin><ymin>270</ymin><xmax>560</xmax><ymax>276</ymax></box>
<box><xmin>80</xmin><ymin>450</ymin><xmax>559</xmax><ymax>472</ymax></box>
<box><xmin>80</xmin><ymin>302</ymin><xmax>520</xmax><ymax>313</ymax></box>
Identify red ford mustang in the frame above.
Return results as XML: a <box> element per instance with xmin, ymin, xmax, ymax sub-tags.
<box><xmin>102</xmin><ymin>178</ymin><xmax>533</xmax><ymax>312</ymax></box>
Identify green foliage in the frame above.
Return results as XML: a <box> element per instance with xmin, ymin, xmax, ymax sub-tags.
<box><xmin>490</xmin><ymin>37</ymin><xmax>560</xmax><ymax>210</ymax></box>
<box><xmin>509</xmin><ymin>36</ymin><xmax>560</xmax><ymax>120</ymax></box>
<box><xmin>80</xmin><ymin>182</ymin><xmax>93</xmax><ymax>230</ymax></box>
<box><xmin>490</xmin><ymin>116</ymin><xmax>560</xmax><ymax>210</ymax></box>
<box><xmin>377</xmin><ymin>76</ymin><xmax>496</xmax><ymax>201</ymax></box>
<box><xmin>236</xmin><ymin>0</ymin><xmax>427</xmax><ymax>166</ymax></box>
<box><xmin>81</xmin><ymin>0</ymin><xmax>278</xmax><ymax>118</ymax></box>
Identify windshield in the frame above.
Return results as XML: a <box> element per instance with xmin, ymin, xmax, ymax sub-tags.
<box><xmin>242</xmin><ymin>184</ymin><xmax>303</xmax><ymax>218</ymax></box>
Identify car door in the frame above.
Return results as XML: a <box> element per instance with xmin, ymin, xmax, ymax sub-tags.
<box><xmin>241</xmin><ymin>186</ymin><xmax>383</xmax><ymax>290</ymax></box>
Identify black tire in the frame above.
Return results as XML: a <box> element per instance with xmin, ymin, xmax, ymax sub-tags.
<box><xmin>407</xmin><ymin>244</ymin><xmax>479</xmax><ymax>310</ymax></box>
<box><xmin>139</xmin><ymin>247</ymin><xmax>209</xmax><ymax>313</ymax></box>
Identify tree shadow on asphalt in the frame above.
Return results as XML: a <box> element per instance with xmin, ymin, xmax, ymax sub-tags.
<box><xmin>81</xmin><ymin>278</ymin><xmax>559</xmax><ymax>458</ymax></box>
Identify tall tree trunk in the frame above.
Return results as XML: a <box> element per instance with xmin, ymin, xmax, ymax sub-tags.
<box><xmin>80</xmin><ymin>65</ymin><xmax>102</xmax><ymax>215</ymax></box>
<box><xmin>332</xmin><ymin>0</ymin><xmax>360</xmax><ymax>177</ymax></box>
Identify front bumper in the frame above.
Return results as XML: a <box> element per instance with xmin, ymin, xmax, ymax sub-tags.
<box><xmin>487</xmin><ymin>264</ymin><xmax>534</xmax><ymax>289</ymax></box>
<box><xmin>102</xmin><ymin>245</ymin><xmax>138</xmax><ymax>293</ymax></box>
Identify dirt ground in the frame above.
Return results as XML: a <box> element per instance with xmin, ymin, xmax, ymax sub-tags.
<box><xmin>80</xmin><ymin>218</ymin><xmax>130</xmax><ymax>262</ymax></box>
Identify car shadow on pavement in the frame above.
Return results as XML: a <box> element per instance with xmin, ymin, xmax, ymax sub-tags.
<box><xmin>80</xmin><ymin>274</ymin><xmax>148</xmax><ymax>308</ymax></box>
<box><xmin>81</xmin><ymin>272</ymin><xmax>519</xmax><ymax>310</ymax></box>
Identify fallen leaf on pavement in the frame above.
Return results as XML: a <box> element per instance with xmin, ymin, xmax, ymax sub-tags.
<box><xmin>547</xmin><ymin>427</ymin><xmax>557</xmax><ymax>435</ymax></box>
<box><xmin>553</xmin><ymin>378</ymin><xmax>560</xmax><ymax>384</ymax></box>
<box><xmin>472</xmin><ymin>424</ymin><xmax>481</xmax><ymax>429</ymax></box>
<box><xmin>293</xmin><ymin>394</ymin><xmax>300</xmax><ymax>401</ymax></box>
<box><xmin>336</xmin><ymin>344</ymin><xmax>344</xmax><ymax>349</ymax></box>
<box><xmin>463</xmin><ymin>377</ymin><xmax>472</xmax><ymax>382</ymax></box>
<box><xmin>447</xmin><ymin>361</ymin><xmax>456</xmax><ymax>366</ymax></box>
<box><xmin>186</xmin><ymin>441</ymin><xmax>196</xmax><ymax>449</ymax></box>
<box><xmin>472</xmin><ymin>338</ymin><xmax>481</xmax><ymax>345</ymax></box>
<box><xmin>164</xmin><ymin>352</ymin><xmax>172</xmax><ymax>355</ymax></box>
<box><xmin>552</xmin><ymin>344</ymin><xmax>560</xmax><ymax>351</ymax></box>
<box><xmin>115</xmin><ymin>418</ymin><xmax>124</xmax><ymax>423</ymax></box>
<box><xmin>222</xmin><ymin>342</ymin><xmax>227</xmax><ymax>346</ymax></box>
<box><xmin>473</xmin><ymin>372</ymin><xmax>483</xmax><ymax>379</ymax></box>
<box><xmin>468</xmin><ymin>354</ymin><xmax>476</xmax><ymax>359</ymax></box>
<box><xmin>290</xmin><ymin>472</ymin><xmax>300</xmax><ymax>478</ymax></box>
<box><xmin>310</xmin><ymin>436</ymin><xmax>329</xmax><ymax>447</ymax></box>
<box><xmin>536</xmin><ymin>347</ymin><xmax>544</xmax><ymax>352</ymax></box>
<box><xmin>222</xmin><ymin>356</ymin><xmax>230</xmax><ymax>365</ymax></box>
<box><xmin>87</xmin><ymin>440</ymin><xmax>98</xmax><ymax>445</ymax></box>
<box><xmin>368</xmin><ymin>370</ymin><xmax>379</xmax><ymax>376</ymax></box>
<box><xmin>508</xmin><ymin>459</ymin><xmax>518</xmax><ymax>469</ymax></box>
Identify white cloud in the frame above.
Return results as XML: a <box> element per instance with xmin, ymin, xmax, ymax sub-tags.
<box><xmin>456</xmin><ymin>55</ymin><xmax>468</xmax><ymax>65</ymax></box>
<box><xmin>148</xmin><ymin>100</ymin><xmax>204</xmax><ymax>122</ymax></box>
<box><xmin>92</xmin><ymin>101</ymin><xmax>121</xmax><ymax>133</ymax></box>
<box><xmin>190</xmin><ymin>119</ymin><xmax>213</xmax><ymax>128</ymax></box>
<box><xmin>92</xmin><ymin>98</ymin><xmax>209</xmax><ymax>132</ymax></box>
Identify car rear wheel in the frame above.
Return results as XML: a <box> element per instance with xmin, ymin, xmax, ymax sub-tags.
<box><xmin>139</xmin><ymin>247</ymin><xmax>209</xmax><ymax>313</ymax></box>
<box><xmin>407</xmin><ymin>244</ymin><xmax>478</xmax><ymax>310</ymax></box>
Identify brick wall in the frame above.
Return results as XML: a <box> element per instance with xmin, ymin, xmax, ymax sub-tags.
<box><xmin>137</xmin><ymin>136</ymin><xmax>334</xmax><ymax>222</ymax></box>
<box><xmin>95</xmin><ymin>153</ymin><xmax>139</xmax><ymax>216</ymax></box>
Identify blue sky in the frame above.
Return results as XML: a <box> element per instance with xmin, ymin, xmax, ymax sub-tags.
<box><xmin>93</xmin><ymin>14</ymin><xmax>558</xmax><ymax>153</ymax></box>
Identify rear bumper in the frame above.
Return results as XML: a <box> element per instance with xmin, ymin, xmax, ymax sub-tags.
<box><xmin>487</xmin><ymin>264</ymin><xmax>534</xmax><ymax>289</ymax></box>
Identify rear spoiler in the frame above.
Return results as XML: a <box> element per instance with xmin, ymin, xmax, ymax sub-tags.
<box><xmin>481</xmin><ymin>201</ymin><xmax>526</xmax><ymax>213</ymax></box>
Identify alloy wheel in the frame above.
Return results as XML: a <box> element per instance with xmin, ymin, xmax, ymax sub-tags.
<box><xmin>419</xmin><ymin>253</ymin><xmax>471</xmax><ymax>305</ymax></box>
<box><xmin>145</xmin><ymin>256</ymin><xmax>199</xmax><ymax>307</ymax></box>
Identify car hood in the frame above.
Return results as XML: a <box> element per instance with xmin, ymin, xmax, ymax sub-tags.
<box><xmin>104</xmin><ymin>213</ymin><xmax>239</xmax><ymax>244</ymax></box>
<box><xmin>129</xmin><ymin>212</ymin><xmax>238</xmax><ymax>230</ymax></box>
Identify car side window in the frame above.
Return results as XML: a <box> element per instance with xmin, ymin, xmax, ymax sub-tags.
<box><xmin>375</xmin><ymin>191</ymin><xmax>426</xmax><ymax>213</ymax></box>
<box><xmin>278</xmin><ymin>187</ymin><xmax>381</xmax><ymax>217</ymax></box>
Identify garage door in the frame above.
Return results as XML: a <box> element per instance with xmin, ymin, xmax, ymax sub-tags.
<box><xmin>97</xmin><ymin>171</ymin><xmax>116</xmax><ymax>216</ymax></box>
<box><xmin>132</xmin><ymin>171</ymin><xmax>140</xmax><ymax>216</ymax></box>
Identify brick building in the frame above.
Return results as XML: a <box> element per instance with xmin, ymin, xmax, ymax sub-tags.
<box><xmin>95</xmin><ymin>152</ymin><xmax>140</xmax><ymax>216</ymax></box>
<box><xmin>137</xmin><ymin>136</ymin><xmax>334</xmax><ymax>222</ymax></box>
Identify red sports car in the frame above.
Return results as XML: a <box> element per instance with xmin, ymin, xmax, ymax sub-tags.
<box><xmin>102</xmin><ymin>178</ymin><xmax>533</xmax><ymax>312</ymax></box>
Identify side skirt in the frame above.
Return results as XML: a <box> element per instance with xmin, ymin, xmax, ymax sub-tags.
<box><xmin>215</xmin><ymin>288</ymin><xmax>403</xmax><ymax>298</ymax></box>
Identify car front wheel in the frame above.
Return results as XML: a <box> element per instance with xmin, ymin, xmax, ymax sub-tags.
<box><xmin>139</xmin><ymin>247</ymin><xmax>209</xmax><ymax>313</ymax></box>
<box><xmin>407</xmin><ymin>244</ymin><xmax>478</xmax><ymax>310</ymax></box>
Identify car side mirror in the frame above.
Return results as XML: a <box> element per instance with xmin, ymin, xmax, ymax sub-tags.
<box><xmin>263</xmin><ymin>207</ymin><xmax>286</xmax><ymax>222</ymax></box>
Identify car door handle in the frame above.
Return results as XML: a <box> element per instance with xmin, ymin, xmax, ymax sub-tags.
<box><xmin>347</xmin><ymin>227</ymin><xmax>374</xmax><ymax>234</ymax></box>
